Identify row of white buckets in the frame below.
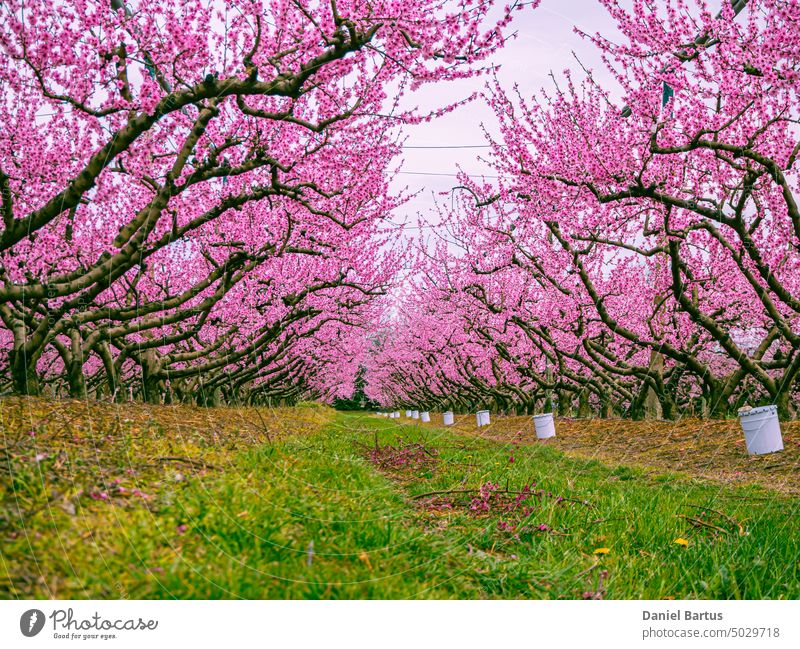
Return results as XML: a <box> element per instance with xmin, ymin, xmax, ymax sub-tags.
<box><xmin>380</xmin><ymin>405</ymin><xmax>784</xmax><ymax>456</ymax></box>
<box><xmin>390</xmin><ymin>408</ymin><xmax>554</xmax><ymax>439</ymax></box>
<box><xmin>477</xmin><ymin>410</ymin><xmax>554</xmax><ymax>440</ymax></box>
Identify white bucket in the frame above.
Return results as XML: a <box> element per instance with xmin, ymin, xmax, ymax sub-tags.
<box><xmin>405</xmin><ymin>410</ymin><xmax>411</xmax><ymax>418</ymax></box>
<box><xmin>533</xmin><ymin>412</ymin><xmax>556</xmax><ymax>439</ymax></box>
<box><xmin>443</xmin><ymin>411</ymin><xmax>454</xmax><ymax>425</ymax></box>
<box><xmin>411</xmin><ymin>410</ymin><xmax>419</xmax><ymax>419</ymax></box>
<box><xmin>476</xmin><ymin>410</ymin><xmax>490</xmax><ymax>427</ymax></box>
<box><xmin>738</xmin><ymin>405</ymin><xmax>783</xmax><ymax>455</ymax></box>
<box><xmin>421</xmin><ymin>411</ymin><xmax>430</xmax><ymax>422</ymax></box>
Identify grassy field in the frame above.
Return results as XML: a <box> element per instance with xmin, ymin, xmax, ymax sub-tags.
<box><xmin>1</xmin><ymin>399</ymin><xmax>799</xmax><ymax>599</ymax></box>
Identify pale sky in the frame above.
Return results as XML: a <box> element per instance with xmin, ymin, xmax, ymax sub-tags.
<box><xmin>388</xmin><ymin>0</ymin><xmax>624</xmax><ymax>235</ymax></box>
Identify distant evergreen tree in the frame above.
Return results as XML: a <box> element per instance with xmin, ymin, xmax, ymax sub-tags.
<box><xmin>333</xmin><ymin>366</ymin><xmax>377</xmax><ymax>411</ymax></box>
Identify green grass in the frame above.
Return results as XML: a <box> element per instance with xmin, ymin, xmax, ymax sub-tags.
<box><xmin>2</xmin><ymin>410</ymin><xmax>799</xmax><ymax>599</ymax></box>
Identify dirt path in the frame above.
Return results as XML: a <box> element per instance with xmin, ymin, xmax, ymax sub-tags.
<box><xmin>442</xmin><ymin>414</ymin><xmax>800</xmax><ymax>496</ymax></box>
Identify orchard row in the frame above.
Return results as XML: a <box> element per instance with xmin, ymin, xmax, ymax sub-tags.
<box><xmin>0</xmin><ymin>0</ymin><xmax>518</xmax><ymax>404</ymax></box>
<box><xmin>364</xmin><ymin>0</ymin><xmax>800</xmax><ymax>419</ymax></box>
<box><xmin>2</xmin><ymin>1</ymin><xmax>799</xmax><ymax>419</ymax></box>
